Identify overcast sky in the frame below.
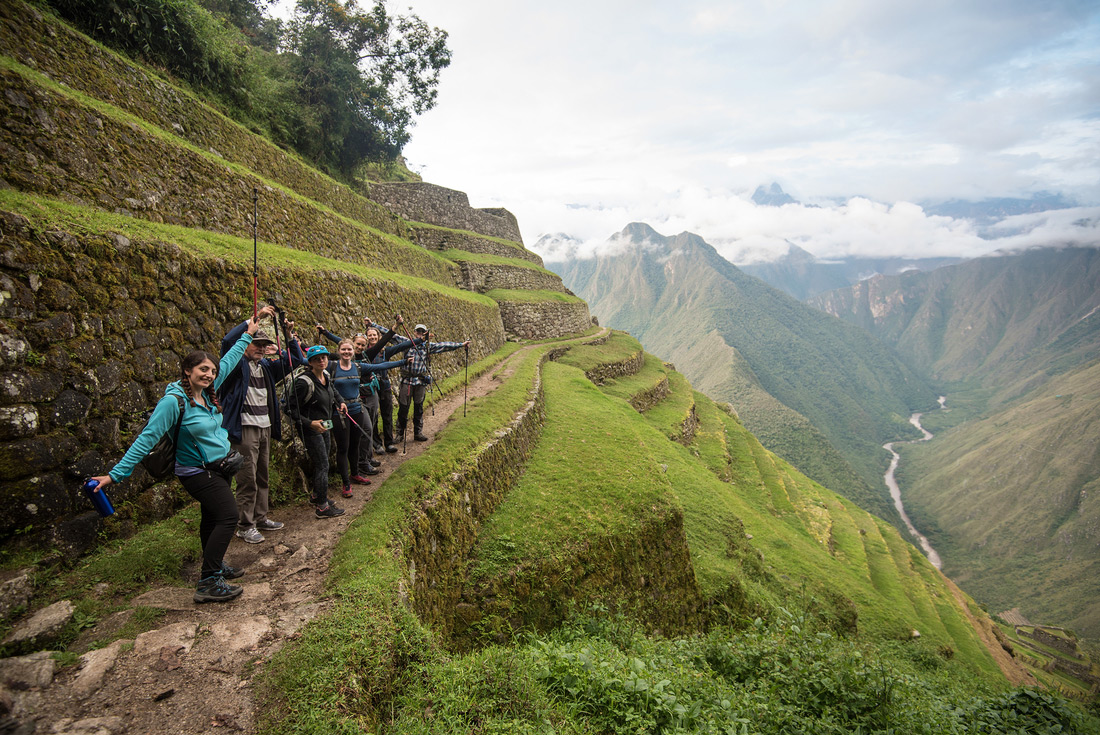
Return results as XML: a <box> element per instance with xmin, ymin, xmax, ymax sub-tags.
<box><xmin>278</xmin><ymin>1</ymin><xmax>1100</xmax><ymax>263</ymax></box>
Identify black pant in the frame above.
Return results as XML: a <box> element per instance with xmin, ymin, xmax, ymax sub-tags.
<box><xmin>376</xmin><ymin>385</ymin><xmax>395</xmax><ymax>446</ymax></box>
<box><xmin>302</xmin><ymin>429</ymin><xmax>332</xmax><ymax>506</ymax></box>
<box><xmin>397</xmin><ymin>383</ymin><xmax>427</xmax><ymax>435</ymax></box>
<box><xmin>180</xmin><ymin>471</ymin><xmax>238</xmax><ymax>580</ymax></box>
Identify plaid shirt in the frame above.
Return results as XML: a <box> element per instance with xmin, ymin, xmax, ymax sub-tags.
<box><xmin>397</xmin><ymin>339</ymin><xmax>463</xmax><ymax>386</ymax></box>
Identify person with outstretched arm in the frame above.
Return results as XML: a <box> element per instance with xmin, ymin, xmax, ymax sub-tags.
<box><xmin>326</xmin><ymin>338</ymin><xmax>408</xmax><ymax>497</ymax></box>
<box><xmin>89</xmin><ymin>314</ymin><xmax>266</xmax><ymax>603</ymax></box>
<box><xmin>392</xmin><ymin>323</ymin><xmax>470</xmax><ymax>442</ymax></box>
<box><xmin>218</xmin><ymin>305</ymin><xmax>305</xmax><ymax>544</ymax></box>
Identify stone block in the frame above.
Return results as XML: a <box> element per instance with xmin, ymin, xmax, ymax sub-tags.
<box><xmin>2</xmin><ymin>600</ymin><xmax>74</xmax><ymax>647</ymax></box>
<box><xmin>48</xmin><ymin>390</ymin><xmax>92</xmax><ymax>427</ymax></box>
<box><xmin>0</xmin><ymin>651</ymin><xmax>55</xmax><ymax>689</ymax></box>
<box><xmin>0</xmin><ymin>569</ymin><xmax>34</xmax><ymax>622</ymax></box>
<box><xmin>0</xmin><ymin>405</ymin><xmax>37</xmax><ymax>440</ymax></box>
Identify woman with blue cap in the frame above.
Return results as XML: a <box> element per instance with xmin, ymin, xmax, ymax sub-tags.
<box><xmin>287</xmin><ymin>344</ymin><xmax>347</xmax><ymax>518</ymax></box>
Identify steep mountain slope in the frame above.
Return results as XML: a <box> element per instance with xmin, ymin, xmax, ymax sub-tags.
<box><xmin>808</xmin><ymin>247</ymin><xmax>1100</xmax><ymax>386</ymax></box>
<box><xmin>809</xmin><ymin>247</ymin><xmax>1100</xmax><ymax>635</ymax></box>
<box><xmin>552</xmin><ymin>224</ymin><xmax>937</xmax><ymax>522</ymax></box>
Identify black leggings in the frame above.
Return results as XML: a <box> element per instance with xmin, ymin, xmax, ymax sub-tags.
<box><xmin>179</xmin><ymin>471</ymin><xmax>237</xmax><ymax>580</ymax></box>
<box><xmin>331</xmin><ymin>411</ymin><xmax>361</xmax><ymax>485</ymax></box>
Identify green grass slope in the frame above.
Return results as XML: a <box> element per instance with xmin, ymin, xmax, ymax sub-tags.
<box><xmin>553</xmin><ymin>224</ymin><xmax>936</xmax><ymax>523</ymax></box>
<box><xmin>465</xmin><ymin>340</ymin><xmax>1002</xmax><ymax>677</ymax></box>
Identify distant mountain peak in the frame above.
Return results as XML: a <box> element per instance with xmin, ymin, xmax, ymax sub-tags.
<box><xmin>784</xmin><ymin>242</ymin><xmax>817</xmax><ymax>264</ymax></box>
<box><xmin>752</xmin><ymin>182</ymin><xmax>798</xmax><ymax>207</ymax></box>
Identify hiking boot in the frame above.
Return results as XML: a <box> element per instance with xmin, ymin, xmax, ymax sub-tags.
<box><xmin>194</xmin><ymin>575</ymin><xmax>243</xmax><ymax>603</ymax></box>
<box><xmin>315</xmin><ymin>502</ymin><xmax>346</xmax><ymax>518</ymax></box>
<box><xmin>368</xmin><ymin>459</ymin><xmax>381</xmax><ymax>468</ymax></box>
<box><xmin>236</xmin><ymin>527</ymin><xmax>264</xmax><ymax>544</ymax></box>
<box><xmin>385</xmin><ymin>444</ymin><xmax>398</xmax><ymax>453</ymax></box>
<box><xmin>363</xmin><ymin>467</ymin><xmax>380</xmax><ymax>476</ymax></box>
<box><xmin>350</xmin><ymin>475</ymin><xmax>372</xmax><ymax>485</ymax></box>
<box><xmin>256</xmin><ymin>518</ymin><xmax>284</xmax><ymax>531</ymax></box>
<box><xmin>414</xmin><ymin>433</ymin><xmax>429</xmax><ymax>442</ymax></box>
<box><xmin>342</xmin><ymin>483</ymin><xmax>354</xmax><ymax>498</ymax></box>
<box><xmin>220</xmin><ymin>562</ymin><xmax>245</xmax><ymax>580</ymax></box>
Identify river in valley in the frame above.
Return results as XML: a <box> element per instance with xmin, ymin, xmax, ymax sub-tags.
<box><xmin>883</xmin><ymin>397</ymin><xmax>945</xmax><ymax>569</ymax></box>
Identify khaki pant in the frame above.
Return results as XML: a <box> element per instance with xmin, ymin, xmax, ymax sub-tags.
<box><xmin>233</xmin><ymin>424</ymin><xmax>271</xmax><ymax>530</ymax></box>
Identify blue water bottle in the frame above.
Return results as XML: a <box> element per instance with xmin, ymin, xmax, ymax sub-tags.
<box><xmin>82</xmin><ymin>478</ymin><xmax>115</xmax><ymax>517</ymax></box>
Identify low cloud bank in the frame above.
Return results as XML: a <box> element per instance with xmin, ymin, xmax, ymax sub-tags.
<box><xmin>531</xmin><ymin>190</ymin><xmax>1100</xmax><ymax>265</ymax></box>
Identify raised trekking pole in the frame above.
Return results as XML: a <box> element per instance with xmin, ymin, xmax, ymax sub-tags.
<box><xmin>252</xmin><ymin>188</ymin><xmax>259</xmax><ymax>320</ymax></box>
<box><xmin>463</xmin><ymin>342</ymin><xmax>469</xmax><ymax>417</ymax></box>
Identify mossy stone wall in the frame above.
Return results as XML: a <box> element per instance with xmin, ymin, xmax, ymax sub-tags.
<box><xmin>405</xmin><ymin>349</ymin><xmax>549</xmax><ymax>640</ymax></box>
<box><xmin>412</xmin><ymin>226</ymin><xmax>543</xmax><ymax>265</ymax></box>
<box><xmin>0</xmin><ymin>0</ymin><xmax>407</xmax><ymax>241</ymax></box>
<box><xmin>585</xmin><ymin>349</ymin><xmax>645</xmax><ymax>384</ymax></box>
<box><xmin>0</xmin><ymin>67</ymin><xmax>457</xmax><ymax>287</ymax></box>
<box><xmin>496</xmin><ymin>300</ymin><xmax>592</xmax><ymax>341</ymax></box>
<box><xmin>369</xmin><ymin>183</ymin><xmax>523</xmax><ymax>243</ymax></box>
<box><xmin>0</xmin><ymin>209</ymin><xmax>503</xmax><ymax>560</ymax></box>
<box><xmin>458</xmin><ymin>261</ymin><xmax>567</xmax><ymax>294</ymax></box>
<box><xmin>451</xmin><ymin>505</ymin><xmax>705</xmax><ymax>648</ymax></box>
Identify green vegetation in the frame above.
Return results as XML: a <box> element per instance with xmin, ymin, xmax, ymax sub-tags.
<box><xmin>0</xmin><ymin>189</ymin><xmax>493</xmax><ymax>309</ymax></box>
<box><xmin>388</xmin><ymin>609</ymin><xmax>1098</xmax><ymax>735</ymax></box>
<box><xmin>1</xmin><ymin>505</ymin><xmax>199</xmax><ymax>656</ymax></box>
<box><xmin>554</xmin><ymin>225</ymin><xmax>934</xmax><ymax>526</ymax></box>
<box><xmin>486</xmin><ymin>288</ymin><xmax>587</xmax><ymax>304</ymax></box>
<box><xmin>44</xmin><ymin>0</ymin><xmax>450</xmax><ymax>178</ymax></box>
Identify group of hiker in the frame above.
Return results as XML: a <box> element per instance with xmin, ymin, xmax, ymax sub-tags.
<box><xmin>90</xmin><ymin>305</ymin><xmax>470</xmax><ymax>603</ymax></box>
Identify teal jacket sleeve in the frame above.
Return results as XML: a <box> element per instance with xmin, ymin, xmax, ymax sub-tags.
<box><xmin>215</xmin><ymin>332</ymin><xmax>253</xmax><ymax>391</ymax></box>
<box><xmin>108</xmin><ymin>392</ymin><xmax>183</xmax><ymax>483</ymax></box>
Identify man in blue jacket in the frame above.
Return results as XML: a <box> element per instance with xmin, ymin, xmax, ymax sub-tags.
<box><xmin>219</xmin><ymin>305</ymin><xmax>305</xmax><ymax>543</ymax></box>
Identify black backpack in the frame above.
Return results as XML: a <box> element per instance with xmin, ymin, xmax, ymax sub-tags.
<box><xmin>139</xmin><ymin>394</ymin><xmax>187</xmax><ymax>480</ymax></box>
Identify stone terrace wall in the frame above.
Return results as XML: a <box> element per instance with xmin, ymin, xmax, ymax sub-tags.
<box><xmin>0</xmin><ymin>0</ymin><xmax>407</xmax><ymax>241</ymax></box>
<box><xmin>369</xmin><ymin>183</ymin><xmax>524</xmax><ymax>244</ymax></box>
<box><xmin>585</xmin><ymin>349</ymin><xmax>645</xmax><ymax>385</ymax></box>
<box><xmin>458</xmin><ymin>262</ymin><xmax>567</xmax><ymax>294</ymax></box>
<box><xmin>413</xmin><ymin>226</ymin><xmax>543</xmax><ymax>266</ymax></box>
<box><xmin>0</xmin><ymin>209</ymin><xmax>503</xmax><ymax>559</ymax></box>
<box><xmin>0</xmin><ymin>68</ymin><xmax>457</xmax><ymax>287</ymax></box>
<box><xmin>496</xmin><ymin>300</ymin><xmax>592</xmax><ymax>341</ymax></box>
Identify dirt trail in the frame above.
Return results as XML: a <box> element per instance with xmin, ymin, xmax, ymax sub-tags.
<box><xmin>14</xmin><ymin>345</ymin><xmax>540</xmax><ymax>735</ymax></box>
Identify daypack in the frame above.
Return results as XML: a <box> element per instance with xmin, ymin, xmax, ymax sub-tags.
<box><xmin>139</xmin><ymin>394</ymin><xmax>187</xmax><ymax>480</ymax></box>
<box><xmin>278</xmin><ymin>367</ymin><xmax>313</xmax><ymax>423</ymax></box>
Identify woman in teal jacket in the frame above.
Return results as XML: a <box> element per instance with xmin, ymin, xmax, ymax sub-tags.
<box><xmin>90</xmin><ymin>315</ymin><xmax>265</xmax><ymax>603</ymax></box>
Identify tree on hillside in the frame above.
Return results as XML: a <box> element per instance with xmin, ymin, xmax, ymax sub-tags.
<box><xmin>285</xmin><ymin>0</ymin><xmax>451</xmax><ymax>176</ymax></box>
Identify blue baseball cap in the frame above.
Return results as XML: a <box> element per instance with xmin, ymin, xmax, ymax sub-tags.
<box><xmin>306</xmin><ymin>345</ymin><xmax>330</xmax><ymax>361</ymax></box>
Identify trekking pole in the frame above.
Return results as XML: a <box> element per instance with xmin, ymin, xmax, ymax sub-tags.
<box><xmin>343</xmin><ymin>410</ymin><xmax>373</xmax><ymax>440</ymax></box>
<box><xmin>463</xmin><ymin>342</ymin><xmax>469</xmax><ymax>417</ymax></box>
<box><xmin>252</xmin><ymin>188</ymin><xmax>259</xmax><ymax>320</ymax></box>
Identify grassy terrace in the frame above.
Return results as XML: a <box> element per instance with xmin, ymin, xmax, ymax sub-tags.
<box><xmin>0</xmin><ymin>190</ymin><xmax>495</xmax><ymax>311</ymax></box>
<box><xmin>0</xmin><ymin>1</ymin><xmax>408</xmax><ymax>240</ymax></box>
<box><xmin>640</xmin><ymin>369</ymin><xmax>696</xmax><ymax>442</ymax></box>
<box><xmin>438</xmin><ymin>248</ymin><xmax>557</xmax><ymax>274</ymax></box>
<box><xmin>486</xmin><ymin>288</ymin><xmax>587</xmax><ymax>304</ymax></box>
<box><xmin>555</xmin><ymin>330</ymin><xmax>642</xmax><ymax>376</ymax></box>
<box><xmin>410</xmin><ymin>221</ymin><xmax>530</xmax><ymax>253</ymax></box>
<box><xmin>0</xmin><ymin>59</ymin><xmax>456</xmax><ymax>286</ymax></box>
<box><xmin>260</xmin><ymin>340</ymin><xmax>552</xmax><ymax>731</ymax></box>
<box><xmin>594</xmin><ymin>353</ymin><xmax>669</xmax><ymax>404</ymax></box>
